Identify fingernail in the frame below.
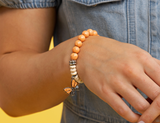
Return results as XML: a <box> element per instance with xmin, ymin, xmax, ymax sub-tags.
<box><xmin>138</xmin><ymin>121</ymin><xmax>145</xmax><ymax>123</ymax></box>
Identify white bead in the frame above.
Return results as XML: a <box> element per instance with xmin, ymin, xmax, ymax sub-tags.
<box><xmin>70</xmin><ymin>68</ymin><xmax>77</xmax><ymax>73</ymax></box>
<box><xmin>74</xmin><ymin>75</ymin><xmax>83</xmax><ymax>83</ymax></box>
<box><xmin>70</xmin><ymin>65</ymin><xmax>76</xmax><ymax>69</ymax></box>
<box><xmin>74</xmin><ymin>75</ymin><xmax>79</xmax><ymax>80</ymax></box>
<box><xmin>71</xmin><ymin>72</ymin><xmax>77</xmax><ymax>76</ymax></box>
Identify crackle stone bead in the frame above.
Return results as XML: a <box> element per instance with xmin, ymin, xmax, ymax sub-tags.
<box><xmin>93</xmin><ymin>30</ymin><xmax>98</xmax><ymax>36</ymax></box>
<box><xmin>75</xmin><ymin>40</ymin><xmax>82</xmax><ymax>47</ymax></box>
<box><xmin>82</xmin><ymin>30</ymin><xmax>89</xmax><ymax>38</ymax></box>
<box><xmin>72</xmin><ymin>46</ymin><xmax>80</xmax><ymax>53</ymax></box>
<box><xmin>78</xmin><ymin>35</ymin><xmax>85</xmax><ymax>42</ymax></box>
<box><xmin>87</xmin><ymin>29</ymin><xmax>94</xmax><ymax>36</ymax></box>
<box><xmin>71</xmin><ymin>53</ymin><xmax>78</xmax><ymax>60</ymax></box>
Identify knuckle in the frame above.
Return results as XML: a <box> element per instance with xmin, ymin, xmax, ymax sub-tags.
<box><xmin>110</xmin><ymin>76</ymin><xmax>125</xmax><ymax>90</ymax></box>
<box><xmin>152</xmin><ymin>89</ymin><xmax>160</xmax><ymax>100</ymax></box>
<box><xmin>116</xmin><ymin>106</ymin><xmax>129</xmax><ymax>117</ymax></box>
<box><xmin>155</xmin><ymin>99</ymin><xmax>160</xmax><ymax>110</ymax></box>
<box><xmin>125</xmin><ymin>66</ymin><xmax>134</xmax><ymax>74</ymax></box>
<box><xmin>136</xmin><ymin>51</ymin><xmax>151</xmax><ymax>61</ymax></box>
<box><xmin>136</xmin><ymin>102</ymin><xmax>149</xmax><ymax>113</ymax></box>
<box><xmin>122</xmin><ymin>63</ymin><xmax>136</xmax><ymax>77</ymax></box>
<box><xmin>109</xmin><ymin>76</ymin><xmax>119</xmax><ymax>86</ymax></box>
<box><xmin>101</xmin><ymin>85</ymin><xmax>110</xmax><ymax>96</ymax></box>
<box><xmin>116</xmin><ymin>105</ymin><xmax>137</xmax><ymax>122</ymax></box>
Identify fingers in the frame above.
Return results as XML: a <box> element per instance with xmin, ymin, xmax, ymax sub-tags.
<box><xmin>153</xmin><ymin>58</ymin><xmax>160</xmax><ymax>66</ymax></box>
<box><xmin>132</xmin><ymin>72</ymin><xmax>160</xmax><ymax>101</ymax></box>
<box><xmin>144</xmin><ymin>57</ymin><xmax>160</xmax><ymax>87</ymax></box>
<box><xmin>138</xmin><ymin>94</ymin><xmax>160</xmax><ymax>123</ymax></box>
<box><xmin>115</xmin><ymin>82</ymin><xmax>150</xmax><ymax>114</ymax></box>
<box><xmin>122</xmin><ymin>63</ymin><xmax>160</xmax><ymax>101</ymax></box>
<box><xmin>120</xmin><ymin>56</ymin><xmax>160</xmax><ymax>101</ymax></box>
<box><xmin>146</xmin><ymin>97</ymin><xmax>153</xmax><ymax>104</ymax></box>
<box><xmin>100</xmin><ymin>90</ymin><xmax>140</xmax><ymax>122</ymax></box>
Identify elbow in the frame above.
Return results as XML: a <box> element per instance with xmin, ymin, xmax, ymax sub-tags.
<box><xmin>0</xmin><ymin>101</ymin><xmax>29</xmax><ymax>117</ymax></box>
<box><xmin>0</xmin><ymin>108</ymin><xmax>22</xmax><ymax>117</ymax></box>
<box><xmin>1</xmin><ymin>106</ymin><xmax>26</xmax><ymax>117</ymax></box>
<box><xmin>3</xmin><ymin>111</ymin><xmax>22</xmax><ymax>117</ymax></box>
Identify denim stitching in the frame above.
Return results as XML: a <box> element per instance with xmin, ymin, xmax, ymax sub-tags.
<box><xmin>69</xmin><ymin>0</ymin><xmax>121</xmax><ymax>6</ymax></box>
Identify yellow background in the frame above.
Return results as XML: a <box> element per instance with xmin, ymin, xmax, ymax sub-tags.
<box><xmin>0</xmin><ymin>103</ymin><xmax>62</xmax><ymax>123</ymax></box>
<box><xmin>0</xmin><ymin>39</ymin><xmax>63</xmax><ymax>123</ymax></box>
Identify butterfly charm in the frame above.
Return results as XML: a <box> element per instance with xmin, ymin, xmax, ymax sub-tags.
<box><xmin>63</xmin><ymin>87</ymin><xmax>73</xmax><ymax>94</ymax></box>
<box><xmin>63</xmin><ymin>79</ymin><xmax>79</xmax><ymax>96</ymax></box>
<box><xmin>71</xmin><ymin>79</ymin><xmax>78</xmax><ymax>88</ymax></box>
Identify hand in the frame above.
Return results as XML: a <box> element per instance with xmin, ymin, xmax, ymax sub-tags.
<box><xmin>77</xmin><ymin>36</ymin><xmax>160</xmax><ymax>122</ymax></box>
<box><xmin>138</xmin><ymin>94</ymin><xmax>160</xmax><ymax>123</ymax></box>
<box><xmin>137</xmin><ymin>59</ymin><xmax>160</xmax><ymax>123</ymax></box>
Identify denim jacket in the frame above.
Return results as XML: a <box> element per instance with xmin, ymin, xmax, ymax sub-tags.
<box><xmin>56</xmin><ymin>1</ymin><xmax>159</xmax><ymax>121</ymax></box>
<box><xmin>1</xmin><ymin>0</ymin><xmax>160</xmax><ymax>122</ymax></box>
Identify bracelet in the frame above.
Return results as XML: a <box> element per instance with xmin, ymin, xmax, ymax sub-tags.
<box><xmin>64</xmin><ymin>29</ymin><xmax>99</xmax><ymax>95</ymax></box>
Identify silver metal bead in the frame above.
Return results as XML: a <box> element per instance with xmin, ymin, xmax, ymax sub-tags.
<box><xmin>69</xmin><ymin>60</ymin><xmax>76</xmax><ymax>65</ymax></box>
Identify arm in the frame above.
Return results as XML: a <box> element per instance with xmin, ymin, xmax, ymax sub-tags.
<box><xmin>1</xmin><ymin>6</ymin><xmax>160</xmax><ymax>122</ymax></box>
<box><xmin>0</xmin><ymin>7</ymin><xmax>74</xmax><ymax>117</ymax></box>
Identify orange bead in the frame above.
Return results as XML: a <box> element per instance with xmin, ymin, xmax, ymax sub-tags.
<box><xmin>78</xmin><ymin>35</ymin><xmax>85</xmax><ymax>42</ymax></box>
<box><xmin>71</xmin><ymin>53</ymin><xmax>78</xmax><ymax>60</ymax></box>
<box><xmin>82</xmin><ymin>30</ymin><xmax>89</xmax><ymax>38</ymax></box>
<box><xmin>93</xmin><ymin>30</ymin><xmax>98</xmax><ymax>36</ymax></box>
<box><xmin>87</xmin><ymin>29</ymin><xmax>93</xmax><ymax>36</ymax></box>
<box><xmin>75</xmin><ymin>40</ymin><xmax>82</xmax><ymax>47</ymax></box>
<box><xmin>72</xmin><ymin>46</ymin><xmax>80</xmax><ymax>53</ymax></box>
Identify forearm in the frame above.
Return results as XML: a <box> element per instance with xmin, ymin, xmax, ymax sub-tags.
<box><xmin>0</xmin><ymin>37</ymin><xmax>75</xmax><ymax>117</ymax></box>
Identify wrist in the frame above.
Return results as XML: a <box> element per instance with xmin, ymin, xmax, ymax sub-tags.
<box><xmin>64</xmin><ymin>29</ymin><xmax>99</xmax><ymax>95</ymax></box>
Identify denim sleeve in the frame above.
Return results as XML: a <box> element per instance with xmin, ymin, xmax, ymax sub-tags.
<box><xmin>0</xmin><ymin>0</ymin><xmax>59</xmax><ymax>8</ymax></box>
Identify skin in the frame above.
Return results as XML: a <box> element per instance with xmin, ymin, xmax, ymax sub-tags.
<box><xmin>77</xmin><ymin>36</ymin><xmax>160</xmax><ymax>122</ymax></box>
<box><xmin>0</xmin><ymin>7</ymin><xmax>73</xmax><ymax>116</ymax></box>
<box><xmin>138</xmin><ymin>95</ymin><xmax>160</xmax><ymax>123</ymax></box>
<box><xmin>0</xmin><ymin>6</ymin><xmax>160</xmax><ymax>122</ymax></box>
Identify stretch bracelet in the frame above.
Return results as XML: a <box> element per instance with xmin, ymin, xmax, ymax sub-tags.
<box><xmin>64</xmin><ymin>29</ymin><xmax>99</xmax><ymax>96</ymax></box>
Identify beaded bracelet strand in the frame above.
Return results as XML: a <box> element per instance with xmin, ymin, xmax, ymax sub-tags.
<box><xmin>64</xmin><ymin>29</ymin><xmax>99</xmax><ymax>96</ymax></box>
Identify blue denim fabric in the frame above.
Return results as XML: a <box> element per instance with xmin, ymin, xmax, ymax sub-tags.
<box><xmin>54</xmin><ymin>0</ymin><xmax>160</xmax><ymax>122</ymax></box>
